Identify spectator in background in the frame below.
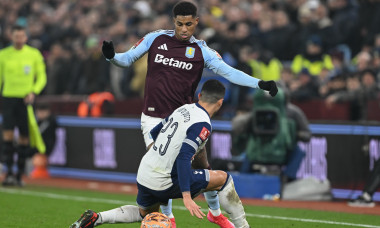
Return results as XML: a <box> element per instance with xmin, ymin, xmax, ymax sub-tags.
<box><xmin>359</xmin><ymin>69</ymin><xmax>379</xmax><ymax>120</ymax></box>
<box><xmin>353</xmin><ymin>50</ymin><xmax>372</xmax><ymax>72</ymax></box>
<box><xmin>328</xmin><ymin>0</ymin><xmax>360</xmax><ymax>54</ymax></box>
<box><xmin>373</xmin><ymin>47</ymin><xmax>380</xmax><ymax>87</ymax></box>
<box><xmin>317</xmin><ymin>67</ymin><xmax>332</xmax><ymax>98</ymax></box>
<box><xmin>80</xmin><ymin>36</ymin><xmax>110</xmax><ymax>94</ymax></box>
<box><xmin>329</xmin><ymin>49</ymin><xmax>350</xmax><ymax>78</ymax></box>
<box><xmin>228</xmin><ymin>22</ymin><xmax>256</xmax><ymax>61</ymax></box>
<box><xmin>232</xmin><ymin>45</ymin><xmax>257</xmax><ymax>108</ymax></box>
<box><xmin>289</xmin><ymin>68</ymin><xmax>320</xmax><ymax>101</ymax></box>
<box><xmin>278</xmin><ymin>67</ymin><xmax>295</xmax><ymax>91</ymax></box>
<box><xmin>250</xmin><ymin>49</ymin><xmax>283</xmax><ymax>82</ymax></box>
<box><xmin>315</xmin><ymin>3</ymin><xmax>337</xmax><ymax>51</ymax></box>
<box><xmin>325</xmin><ymin>73</ymin><xmax>361</xmax><ymax>120</ymax></box>
<box><xmin>320</xmin><ymin>74</ymin><xmax>347</xmax><ymax>99</ymax></box>
<box><xmin>66</xmin><ymin>40</ymin><xmax>87</xmax><ymax>95</ymax></box>
<box><xmin>266</xmin><ymin>10</ymin><xmax>296</xmax><ymax>61</ymax></box>
<box><xmin>291</xmin><ymin>35</ymin><xmax>334</xmax><ymax>76</ymax></box>
<box><xmin>0</xmin><ymin>25</ymin><xmax>47</xmax><ymax>186</ymax></box>
<box><xmin>358</xmin><ymin>1</ymin><xmax>380</xmax><ymax>48</ymax></box>
<box><xmin>45</xmin><ymin>43</ymin><xmax>72</xmax><ymax>95</ymax></box>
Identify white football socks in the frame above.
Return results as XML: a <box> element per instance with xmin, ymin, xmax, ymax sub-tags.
<box><xmin>160</xmin><ymin>199</ymin><xmax>174</xmax><ymax>218</ymax></box>
<box><xmin>95</xmin><ymin>205</ymin><xmax>142</xmax><ymax>225</ymax></box>
<box><xmin>218</xmin><ymin>176</ymin><xmax>250</xmax><ymax>228</ymax></box>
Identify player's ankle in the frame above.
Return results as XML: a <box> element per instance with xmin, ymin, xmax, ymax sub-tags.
<box><xmin>166</xmin><ymin>213</ymin><xmax>175</xmax><ymax>219</ymax></box>
<box><xmin>209</xmin><ymin>208</ymin><xmax>221</xmax><ymax>216</ymax></box>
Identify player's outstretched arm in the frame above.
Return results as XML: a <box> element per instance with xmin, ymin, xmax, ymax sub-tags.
<box><xmin>103</xmin><ymin>30</ymin><xmax>165</xmax><ymax>67</ymax></box>
<box><xmin>202</xmin><ymin>43</ymin><xmax>278</xmax><ymax>97</ymax></box>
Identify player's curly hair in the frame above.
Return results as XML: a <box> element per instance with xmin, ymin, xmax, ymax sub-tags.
<box><xmin>172</xmin><ymin>1</ymin><xmax>197</xmax><ymax>18</ymax></box>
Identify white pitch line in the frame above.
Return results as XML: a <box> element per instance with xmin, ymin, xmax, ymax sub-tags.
<box><xmin>1</xmin><ymin>188</ymin><xmax>380</xmax><ymax>228</ymax></box>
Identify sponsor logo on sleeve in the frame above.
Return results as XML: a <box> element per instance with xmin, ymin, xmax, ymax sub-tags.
<box><xmin>199</xmin><ymin>127</ymin><xmax>210</xmax><ymax>141</ymax></box>
<box><xmin>207</xmin><ymin>46</ymin><xmax>222</xmax><ymax>60</ymax></box>
<box><xmin>215</xmin><ymin>51</ymin><xmax>222</xmax><ymax>59</ymax></box>
<box><xmin>196</xmin><ymin>137</ymin><xmax>202</xmax><ymax>145</ymax></box>
<box><xmin>132</xmin><ymin>38</ymin><xmax>144</xmax><ymax>49</ymax></box>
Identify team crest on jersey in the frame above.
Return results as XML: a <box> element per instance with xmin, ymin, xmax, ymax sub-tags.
<box><xmin>24</xmin><ymin>65</ymin><xmax>31</xmax><ymax>74</ymax></box>
<box><xmin>185</xmin><ymin>47</ymin><xmax>195</xmax><ymax>58</ymax></box>
<box><xmin>199</xmin><ymin>127</ymin><xmax>210</xmax><ymax>141</ymax></box>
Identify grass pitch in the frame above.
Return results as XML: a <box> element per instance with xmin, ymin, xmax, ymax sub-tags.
<box><xmin>1</xmin><ymin>186</ymin><xmax>380</xmax><ymax>228</ymax></box>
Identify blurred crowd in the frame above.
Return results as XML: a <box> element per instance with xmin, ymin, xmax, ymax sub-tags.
<box><xmin>0</xmin><ymin>0</ymin><xmax>379</xmax><ymax>120</ymax></box>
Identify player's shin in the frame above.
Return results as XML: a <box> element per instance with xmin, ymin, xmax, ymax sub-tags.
<box><xmin>218</xmin><ymin>175</ymin><xmax>249</xmax><ymax>228</ymax></box>
<box><xmin>160</xmin><ymin>199</ymin><xmax>174</xmax><ymax>218</ymax></box>
<box><xmin>204</xmin><ymin>191</ymin><xmax>222</xmax><ymax>216</ymax></box>
<box><xmin>96</xmin><ymin>205</ymin><xmax>142</xmax><ymax>225</ymax></box>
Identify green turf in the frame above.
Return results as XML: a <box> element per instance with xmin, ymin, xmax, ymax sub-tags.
<box><xmin>1</xmin><ymin>185</ymin><xmax>380</xmax><ymax>228</ymax></box>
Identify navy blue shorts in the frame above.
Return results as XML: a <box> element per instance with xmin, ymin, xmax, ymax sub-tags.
<box><xmin>136</xmin><ymin>169</ymin><xmax>210</xmax><ymax>210</ymax></box>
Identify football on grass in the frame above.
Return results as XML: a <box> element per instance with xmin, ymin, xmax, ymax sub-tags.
<box><xmin>141</xmin><ymin>212</ymin><xmax>172</xmax><ymax>228</ymax></box>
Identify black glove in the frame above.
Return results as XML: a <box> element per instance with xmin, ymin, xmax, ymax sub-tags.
<box><xmin>258</xmin><ymin>80</ymin><xmax>278</xmax><ymax>97</ymax></box>
<box><xmin>102</xmin><ymin>40</ymin><xmax>115</xmax><ymax>59</ymax></box>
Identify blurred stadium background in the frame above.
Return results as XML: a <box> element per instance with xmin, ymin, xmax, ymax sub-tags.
<box><xmin>1</xmin><ymin>0</ymin><xmax>380</xmax><ymax>227</ymax></box>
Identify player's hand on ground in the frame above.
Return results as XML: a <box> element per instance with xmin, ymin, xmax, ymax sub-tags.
<box><xmin>258</xmin><ymin>80</ymin><xmax>278</xmax><ymax>97</ymax></box>
<box><xmin>182</xmin><ymin>193</ymin><xmax>205</xmax><ymax>219</ymax></box>
<box><xmin>102</xmin><ymin>40</ymin><xmax>115</xmax><ymax>59</ymax></box>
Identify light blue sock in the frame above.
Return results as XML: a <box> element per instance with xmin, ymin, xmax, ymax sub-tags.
<box><xmin>204</xmin><ymin>190</ymin><xmax>220</xmax><ymax>210</ymax></box>
<box><xmin>160</xmin><ymin>199</ymin><xmax>173</xmax><ymax>218</ymax></box>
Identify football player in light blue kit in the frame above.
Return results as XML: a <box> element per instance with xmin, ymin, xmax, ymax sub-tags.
<box><xmin>70</xmin><ymin>80</ymin><xmax>250</xmax><ymax>228</ymax></box>
<box><xmin>101</xmin><ymin>1</ymin><xmax>277</xmax><ymax>227</ymax></box>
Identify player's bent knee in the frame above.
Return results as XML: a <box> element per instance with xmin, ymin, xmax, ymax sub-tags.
<box><xmin>139</xmin><ymin>204</ymin><xmax>160</xmax><ymax>218</ymax></box>
<box><xmin>206</xmin><ymin>170</ymin><xmax>228</xmax><ymax>191</ymax></box>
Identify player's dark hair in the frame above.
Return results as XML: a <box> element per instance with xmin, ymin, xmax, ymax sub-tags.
<box><xmin>200</xmin><ymin>80</ymin><xmax>225</xmax><ymax>103</ymax></box>
<box><xmin>172</xmin><ymin>1</ymin><xmax>197</xmax><ymax>18</ymax></box>
<box><xmin>11</xmin><ymin>25</ymin><xmax>26</xmax><ymax>32</ymax></box>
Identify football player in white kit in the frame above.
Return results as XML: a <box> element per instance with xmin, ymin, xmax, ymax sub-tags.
<box><xmin>69</xmin><ymin>80</ymin><xmax>250</xmax><ymax>228</ymax></box>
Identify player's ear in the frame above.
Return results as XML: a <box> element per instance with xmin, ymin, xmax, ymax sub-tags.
<box><xmin>217</xmin><ymin>98</ymin><xmax>224</xmax><ymax>108</ymax></box>
<box><xmin>198</xmin><ymin>93</ymin><xmax>202</xmax><ymax>100</ymax></box>
<box><xmin>195</xmin><ymin>17</ymin><xmax>199</xmax><ymax>25</ymax></box>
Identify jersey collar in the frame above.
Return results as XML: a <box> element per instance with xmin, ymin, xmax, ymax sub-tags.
<box><xmin>195</xmin><ymin>103</ymin><xmax>210</xmax><ymax>119</ymax></box>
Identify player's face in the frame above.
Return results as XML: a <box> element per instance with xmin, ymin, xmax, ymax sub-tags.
<box><xmin>12</xmin><ymin>30</ymin><xmax>27</xmax><ymax>50</ymax></box>
<box><xmin>173</xmin><ymin>15</ymin><xmax>199</xmax><ymax>41</ymax></box>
